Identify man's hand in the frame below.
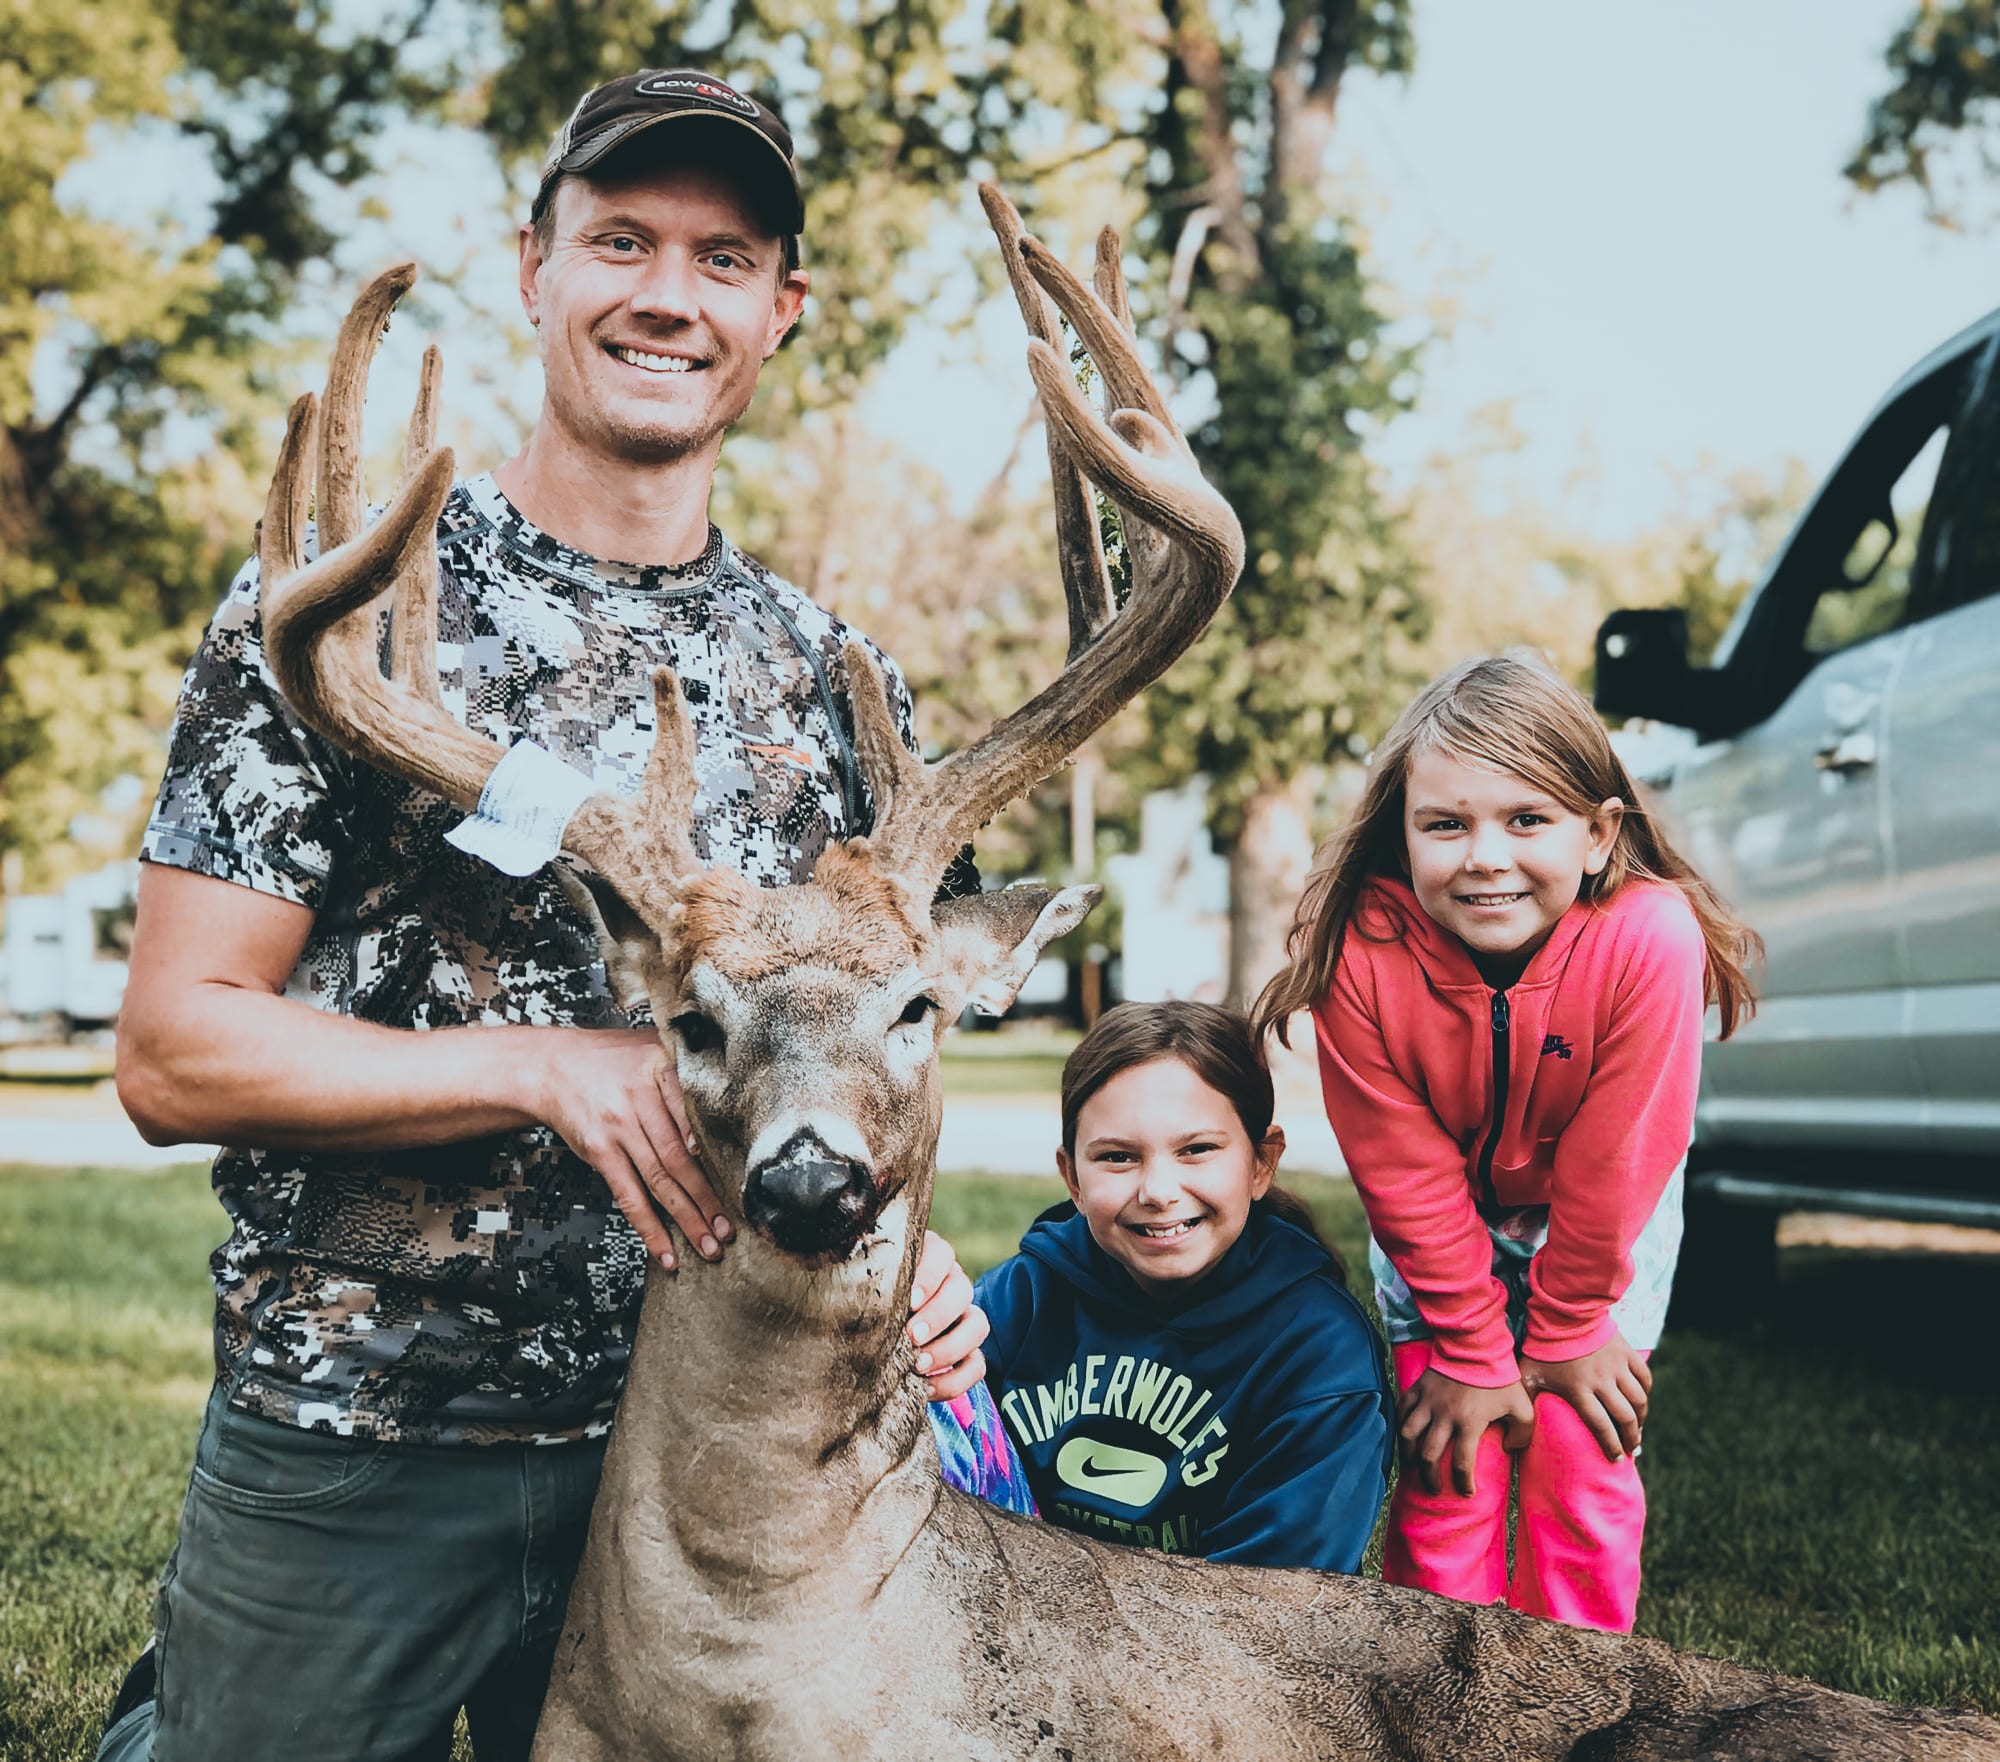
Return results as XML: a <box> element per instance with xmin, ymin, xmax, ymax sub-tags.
<box><xmin>1397</xmin><ymin>1368</ymin><xmax>1537</xmax><ymax>1497</ymax></box>
<box><xmin>908</xmin><ymin>1230</ymin><xmax>990</xmax><ymax>1402</ymax></box>
<box><xmin>530</xmin><ymin>1028</ymin><xmax>732</xmax><ymax>1271</ymax></box>
<box><xmin>1520</xmin><ymin>1332</ymin><xmax>1652</xmax><ymax>1463</ymax></box>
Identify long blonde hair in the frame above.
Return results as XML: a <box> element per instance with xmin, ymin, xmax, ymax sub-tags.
<box><xmin>1254</xmin><ymin>653</ymin><xmax>1760</xmax><ymax>1046</ymax></box>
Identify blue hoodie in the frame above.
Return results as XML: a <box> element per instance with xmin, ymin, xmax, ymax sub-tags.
<box><xmin>974</xmin><ymin>1202</ymin><xmax>1392</xmax><ymax>1572</ymax></box>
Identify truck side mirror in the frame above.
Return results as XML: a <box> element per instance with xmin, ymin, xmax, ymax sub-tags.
<box><xmin>1594</xmin><ymin>607</ymin><xmax>1698</xmax><ymax>725</ymax></box>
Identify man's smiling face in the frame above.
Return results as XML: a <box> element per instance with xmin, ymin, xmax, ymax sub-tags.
<box><xmin>521</xmin><ymin>151</ymin><xmax>807</xmax><ymax>472</ymax></box>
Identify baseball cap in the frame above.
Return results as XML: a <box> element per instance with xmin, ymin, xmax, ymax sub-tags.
<box><xmin>533</xmin><ymin>69</ymin><xmax>804</xmax><ymax>235</ymax></box>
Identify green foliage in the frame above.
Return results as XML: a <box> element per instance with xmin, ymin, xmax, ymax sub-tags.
<box><xmin>481</xmin><ymin>1</ymin><xmax>1152</xmax><ymax>404</ymax></box>
<box><xmin>1128</xmin><ymin>0</ymin><xmax>1429</xmax><ymax>851</ymax></box>
<box><xmin>1152</xmin><ymin>219</ymin><xmax>1427</xmax><ymax>832</ymax></box>
<box><xmin>1849</xmin><ymin>1</ymin><xmax>2000</xmax><ymax>225</ymax></box>
<box><xmin>0</xmin><ymin>0</ymin><xmax>468</xmax><ymax>882</ymax></box>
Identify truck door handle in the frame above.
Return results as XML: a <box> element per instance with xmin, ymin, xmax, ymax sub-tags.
<box><xmin>1813</xmin><ymin>731</ymin><xmax>1877</xmax><ymax>774</ymax></box>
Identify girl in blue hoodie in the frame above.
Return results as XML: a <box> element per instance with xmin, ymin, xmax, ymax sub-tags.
<box><xmin>967</xmin><ymin>1002</ymin><xmax>1393</xmax><ymax>1571</ymax></box>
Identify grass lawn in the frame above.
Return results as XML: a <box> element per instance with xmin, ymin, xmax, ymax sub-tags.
<box><xmin>3</xmin><ymin>1163</ymin><xmax>1995</xmax><ymax>1760</ymax></box>
<box><xmin>938</xmin><ymin>1031</ymin><xmax>1073</xmax><ymax>1101</ymax></box>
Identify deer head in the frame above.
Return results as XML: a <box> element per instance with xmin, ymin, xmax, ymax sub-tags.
<box><xmin>256</xmin><ymin>187</ymin><xmax>1243</xmax><ymax>1322</ymax></box>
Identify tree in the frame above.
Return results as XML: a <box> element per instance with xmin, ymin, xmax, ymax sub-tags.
<box><xmin>1849</xmin><ymin>0</ymin><xmax>2000</xmax><ymax>225</ymax></box>
<box><xmin>0</xmin><ymin>0</ymin><xmax>464</xmax><ymax>883</ymax></box>
<box><xmin>1131</xmin><ymin>0</ymin><xmax>1427</xmax><ymax>1006</ymax></box>
<box><xmin>479</xmin><ymin>2</ymin><xmax>1154</xmax><ymax>409</ymax></box>
<box><xmin>477</xmin><ymin>8</ymin><xmax>1431</xmax><ymax>1008</ymax></box>
<box><xmin>8</xmin><ymin>0</ymin><xmax>1425</xmax><ymax>969</ymax></box>
<box><xmin>1404</xmin><ymin>434</ymin><xmax>1812</xmax><ymax>696</ymax></box>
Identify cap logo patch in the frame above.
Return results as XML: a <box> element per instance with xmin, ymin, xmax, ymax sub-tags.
<box><xmin>635</xmin><ymin>74</ymin><xmax>760</xmax><ymax>118</ymax></box>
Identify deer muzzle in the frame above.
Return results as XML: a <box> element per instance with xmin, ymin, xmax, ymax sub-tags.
<box><xmin>742</xmin><ymin>1132</ymin><xmax>878</xmax><ymax>1260</ymax></box>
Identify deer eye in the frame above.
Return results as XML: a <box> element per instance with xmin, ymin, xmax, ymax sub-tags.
<box><xmin>898</xmin><ymin>994</ymin><xmax>939</xmax><ymax>1026</ymax></box>
<box><xmin>672</xmin><ymin>1010</ymin><xmax>724</xmax><ymax>1056</ymax></box>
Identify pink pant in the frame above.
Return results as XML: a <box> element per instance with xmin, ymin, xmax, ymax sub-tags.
<box><xmin>1382</xmin><ymin>1340</ymin><xmax>1648</xmax><ymax>1633</ymax></box>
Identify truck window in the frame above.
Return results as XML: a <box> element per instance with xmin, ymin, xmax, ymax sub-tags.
<box><xmin>1803</xmin><ymin>426</ymin><xmax>1947</xmax><ymax>656</ymax></box>
<box><xmin>1918</xmin><ymin>334</ymin><xmax>2000</xmax><ymax>618</ymax></box>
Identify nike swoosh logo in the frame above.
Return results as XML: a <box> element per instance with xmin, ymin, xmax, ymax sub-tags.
<box><xmin>1055</xmin><ymin>1437</ymin><xmax>1168</xmax><ymax>1509</ymax></box>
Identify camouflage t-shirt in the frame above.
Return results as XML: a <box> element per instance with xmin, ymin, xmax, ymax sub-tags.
<box><xmin>142</xmin><ymin>471</ymin><xmax>949</xmax><ymax>1445</ymax></box>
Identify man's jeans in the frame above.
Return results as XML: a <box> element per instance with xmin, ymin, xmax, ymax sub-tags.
<box><xmin>98</xmin><ymin>1383</ymin><xmax>606</xmax><ymax>1762</ymax></box>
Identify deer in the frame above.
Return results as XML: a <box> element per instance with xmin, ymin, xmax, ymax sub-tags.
<box><xmin>251</xmin><ymin>187</ymin><xmax>1999</xmax><ymax>1762</ymax></box>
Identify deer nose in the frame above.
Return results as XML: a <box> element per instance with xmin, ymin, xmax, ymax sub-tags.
<box><xmin>743</xmin><ymin>1133</ymin><xmax>877</xmax><ymax>1256</ymax></box>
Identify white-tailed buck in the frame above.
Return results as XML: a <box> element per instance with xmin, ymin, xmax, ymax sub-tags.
<box><xmin>258</xmin><ymin>190</ymin><xmax>1997</xmax><ymax>1762</ymax></box>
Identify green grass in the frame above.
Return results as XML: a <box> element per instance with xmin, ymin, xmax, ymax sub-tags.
<box><xmin>939</xmin><ymin>1034</ymin><xmax>1071</xmax><ymax>1100</ymax></box>
<box><xmin>3</xmin><ymin>1164</ymin><xmax>1995</xmax><ymax>1761</ymax></box>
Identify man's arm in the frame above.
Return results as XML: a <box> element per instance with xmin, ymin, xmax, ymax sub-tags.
<box><xmin>115</xmin><ymin>864</ymin><xmax>729</xmax><ymax>1267</ymax></box>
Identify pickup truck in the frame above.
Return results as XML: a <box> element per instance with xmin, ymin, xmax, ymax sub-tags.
<box><xmin>1594</xmin><ymin>306</ymin><xmax>2000</xmax><ymax>1314</ymax></box>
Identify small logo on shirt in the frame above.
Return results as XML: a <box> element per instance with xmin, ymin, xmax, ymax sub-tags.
<box><xmin>1541</xmin><ymin>1033</ymin><xmax>1574</xmax><ymax>1061</ymax></box>
<box><xmin>1055</xmin><ymin>1437</ymin><xmax>1168</xmax><ymax>1508</ymax></box>
<box><xmin>742</xmin><ymin>741</ymin><xmax>819</xmax><ymax>773</ymax></box>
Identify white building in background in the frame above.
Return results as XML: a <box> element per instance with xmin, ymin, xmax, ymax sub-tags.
<box><xmin>0</xmin><ymin>859</ymin><xmax>137</xmax><ymax>1035</ymax></box>
<box><xmin>1106</xmin><ymin>781</ymin><xmax>1230</xmax><ymax>1004</ymax></box>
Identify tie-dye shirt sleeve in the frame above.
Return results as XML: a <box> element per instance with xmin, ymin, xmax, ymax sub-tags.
<box><xmin>929</xmin><ymin>1382</ymin><xmax>1037</xmax><ymax>1516</ymax></box>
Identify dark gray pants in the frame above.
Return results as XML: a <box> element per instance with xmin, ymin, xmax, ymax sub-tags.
<box><xmin>98</xmin><ymin>1384</ymin><xmax>606</xmax><ymax>1762</ymax></box>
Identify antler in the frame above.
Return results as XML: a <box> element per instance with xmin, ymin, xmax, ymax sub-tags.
<box><xmin>846</xmin><ymin>185</ymin><xmax>1245</xmax><ymax>906</ymax></box>
<box><xmin>257</xmin><ymin>263</ymin><xmax>699</xmax><ymax>915</ymax></box>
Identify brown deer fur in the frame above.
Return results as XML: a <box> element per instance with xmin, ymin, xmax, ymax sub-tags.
<box><xmin>254</xmin><ymin>194</ymin><xmax>1999</xmax><ymax>1762</ymax></box>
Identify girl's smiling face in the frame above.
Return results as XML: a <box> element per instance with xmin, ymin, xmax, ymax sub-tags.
<box><xmin>1059</xmin><ymin>1056</ymin><xmax>1282</xmax><ymax>1295</ymax></box>
<box><xmin>1403</xmin><ymin>746</ymin><xmax>1624</xmax><ymax>985</ymax></box>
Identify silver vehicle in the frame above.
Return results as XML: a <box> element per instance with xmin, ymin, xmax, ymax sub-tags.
<box><xmin>1595</xmin><ymin>308</ymin><xmax>2000</xmax><ymax>1311</ymax></box>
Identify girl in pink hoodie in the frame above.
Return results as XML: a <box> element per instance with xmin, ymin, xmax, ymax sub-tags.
<box><xmin>1257</xmin><ymin>654</ymin><xmax>1759</xmax><ymax>1633</ymax></box>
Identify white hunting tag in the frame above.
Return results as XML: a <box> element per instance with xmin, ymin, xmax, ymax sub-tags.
<box><xmin>444</xmin><ymin>740</ymin><xmax>597</xmax><ymax>877</ymax></box>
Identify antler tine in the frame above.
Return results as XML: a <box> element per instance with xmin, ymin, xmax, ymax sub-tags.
<box><xmin>1079</xmin><ymin>224</ymin><xmax>1173</xmax><ymax>588</ymax></box>
<box><xmin>561</xmin><ymin>667</ymin><xmax>706</xmax><ymax>915</ymax></box>
<box><xmin>978</xmin><ymin>183</ymin><xmax>1113</xmax><ymax>662</ymax></box>
<box><xmin>390</xmin><ymin>343</ymin><xmax>445</xmax><ymax>709</ymax></box>
<box><xmin>861</xmin><ymin>196</ymin><xmax>1244</xmax><ymax>901</ymax></box>
<box><xmin>842</xmin><ymin>640</ymin><xmax>927</xmax><ymax>855</ymax></box>
<box><xmin>316</xmin><ymin>263</ymin><xmax>417</xmax><ymax>553</ymax></box>
<box><xmin>258</xmin><ymin>393</ymin><xmax>319</xmax><ymax>594</ymax></box>
<box><xmin>1021</xmin><ymin>238</ymin><xmax>1179</xmax><ymax>451</ymax></box>
<box><xmin>1092</xmin><ymin>226</ymin><xmax>1132</xmax><ymax>337</ymax></box>
<box><xmin>634</xmin><ymin>667</ymin><xmax>702</xmax><ymax>878</ymax></box>
<box><xmin>402</xmin><ymin>341</ymin><xmax>442</xmax><ymax>481</ymax></box>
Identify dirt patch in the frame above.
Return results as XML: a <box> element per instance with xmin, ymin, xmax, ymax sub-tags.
<box><xmin>1779</xmin><ymin>1211</ymin><xmax>2000</xmax><ymax>1256</ymax></box>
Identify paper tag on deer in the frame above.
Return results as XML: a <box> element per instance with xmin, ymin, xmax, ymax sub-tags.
<box><xmin>444</xmin><ymin>740</ymin><xmax>598</xmax><ymax>876</ymax></box>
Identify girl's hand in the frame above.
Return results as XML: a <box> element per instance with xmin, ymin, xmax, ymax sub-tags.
<box><xmin>1397</xmin><ymin>1369</ymin><xmax>1537</xmax><ymax>1497</ymax></box>
<box><xmin>1519</xmin><ymin>1332</ymin><xmax>1652</xmax><ymax>1463</ymax></box>
<box><xmin>908</xmin><ymin>1230</ymin><xmax>991</xmax><ymax>1401</ymax></box>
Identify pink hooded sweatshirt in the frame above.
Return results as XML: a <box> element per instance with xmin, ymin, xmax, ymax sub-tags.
<box><xmin>1313</xmin><ymin>875</ymin><xmax>1705</xmax><ymax>1387</ymax></box>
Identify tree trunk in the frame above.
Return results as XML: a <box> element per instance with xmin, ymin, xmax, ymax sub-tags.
<box><xmin>1224</xmin><ymin>772</ymin><xmax>1319</xmax><ymax>1011</ymax></box>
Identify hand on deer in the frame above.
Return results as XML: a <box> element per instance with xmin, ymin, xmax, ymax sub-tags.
<box><xmin>909</xmin><ymin>1231</ymin><xmax>990</xmax><ymax>1401</ymax></box>
<box><xmin>1519</xmin><ymin>1332</ymin><xmax>1651</xmax><ymax>1464</ymax></box>
<box><xmin>531</xmin><ymin>1026</ymin><xmax>732</xmax><ymax>1272</ymax></box>
<box><xmin>1397</xmin><ymin>1368</ymin><xmax>1537</xmax><ymax>1496</ymax></box>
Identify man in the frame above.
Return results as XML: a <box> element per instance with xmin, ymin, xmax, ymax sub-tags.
<box><xmin>100</xmin><ymin>69</ymin><xmax>989</xmax><ymax>1762</ymax></box>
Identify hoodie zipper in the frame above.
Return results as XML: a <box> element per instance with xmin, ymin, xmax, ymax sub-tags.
<box><xmin>1474</xmin><ymin>990</ymin><xmax>1510</xmax><ymax>1219</ymax></box>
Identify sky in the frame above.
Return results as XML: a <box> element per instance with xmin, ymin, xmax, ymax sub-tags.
<box><xmin>865</xmin><ymin>0</ymin><xmax>2000</xmax><ymax>538</ymax></box>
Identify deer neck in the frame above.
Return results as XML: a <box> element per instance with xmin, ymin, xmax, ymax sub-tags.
<box><xmin>595</xmin><ymin>1193</ymin><xmax>940</xmax><ymax>1592</ymax></box>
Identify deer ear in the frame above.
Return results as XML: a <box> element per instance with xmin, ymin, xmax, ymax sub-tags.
<box><xmin>553</xmin><ymin>863</ymin><xmax>659</xmax><ymax>1017</ymax></box>
<box><xmin>932</xmin><ymin>884</ymin><xmax>1101</xmax><ymax>1018</ymax></box>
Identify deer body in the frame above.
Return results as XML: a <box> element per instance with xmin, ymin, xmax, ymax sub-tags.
<box><xmin>534</xmin><ymin>1223</ymin><xmax>1995</xmax><ymax>1762</ymax></box>
<box><xmin>256</xmin><ymin>195</ymin><xmax>1999</xmax><ymax>1762</ymax></box>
